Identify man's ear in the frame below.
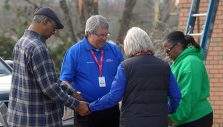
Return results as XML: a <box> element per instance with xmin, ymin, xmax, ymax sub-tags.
<box><xmin>41</xmin><ymin>18</ymin><xmax>50</xmax><ymax>31</ymax></box>
<box><xmin>42</xmin><ymin>17</ymin><xmax>49</xmax><ymax>25</ymax></box>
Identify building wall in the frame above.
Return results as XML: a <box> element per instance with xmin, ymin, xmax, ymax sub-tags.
<box><xmin>178</xmin><ymin>0</ymin><xmax>223</xmax><ymax>126</ymax></box>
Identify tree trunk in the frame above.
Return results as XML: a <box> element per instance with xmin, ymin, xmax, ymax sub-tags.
<box><xmin>154</xmin><ymin>0</ymin><xmax>160</xmax><ymax>24</ymax></box>
<box><xmin>77</xmin><ymin>0</ymin><xmax>98</xmax><ymax>37</ymax></box>
<box><xmin>160</xmin><ymin>0</ymin><xmax>178</xmax><ymax>23</ymax></box>
<box><xmin>60</xmin><ymin>0</ymin><xmax>77</xmax><ymax>42</ymax></box>
<box><xmin>116</xmin><ymin>0</ymin><xmax>136</xmax><ymax>44</ymax></box>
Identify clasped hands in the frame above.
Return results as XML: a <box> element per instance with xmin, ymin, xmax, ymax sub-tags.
<box><xmin>69</xmin><ymin>89</ymin><xmax>91</xmax><ymax>116</ymax></box>
<box><xmin>62</xmin><ymin>81</ymin><xmax>91</xmax><ymax>116</ymax></box>
<box><xmin>75</xmin><ymin>101</ymin><xmax>91</xmax><ymax>116</ymax></box>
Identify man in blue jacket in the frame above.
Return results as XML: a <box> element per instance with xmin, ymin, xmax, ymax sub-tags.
<box><xmin>60</xmin><ymin>15</ymin><xmax>124</xmax><ymax>127</ymax></box>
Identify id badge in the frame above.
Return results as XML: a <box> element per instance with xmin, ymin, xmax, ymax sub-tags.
<box><xmin>98</xmin><ymin>76</ymin><xmax>106</xmax><ymax>87</ymax></box>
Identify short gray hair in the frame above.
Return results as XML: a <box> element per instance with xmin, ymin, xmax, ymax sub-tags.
<box><xmin>32</xmin><ymin>15</ymin><xmax>47</xmax><ymax>23</ymax></box>
<box><xmin>85</xmin><ymin>15</ymin><xmax>109</xmax><ymax>35</ymax></box>
<box><xmin>124</xmin><ymin>27</ymin><xmax>154</xmax><ymax>57</ymax></box>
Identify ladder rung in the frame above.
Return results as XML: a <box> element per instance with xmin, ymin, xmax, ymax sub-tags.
<box><xmin>192</xmin><ymin>13</ymin><xmax>207</xmax><ymax>17</ymax></box>
<box><xmin>188</xmin><ymin>33</ymin><xmax>203</xmax><ymax>36</ymax></box>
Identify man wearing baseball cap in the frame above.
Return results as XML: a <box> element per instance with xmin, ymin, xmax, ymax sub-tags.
<box><xmin>7</xmin><ymin>7</ymin><xmax>89</xmax><ymax>126</ymax></box>
<box><xmin>34</xmin><ymin>7</ymin><xmax>64</xmax><ymax>29</ymax></box>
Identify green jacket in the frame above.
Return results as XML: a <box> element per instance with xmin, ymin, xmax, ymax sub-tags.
<box><xmin>169</xmin><ymin>46</ymin><xmax>212</xmax><ymax>126</ymax></box>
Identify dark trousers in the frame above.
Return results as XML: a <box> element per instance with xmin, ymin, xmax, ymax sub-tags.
<box><xmin>178</xmin><ymin>112</ymin><xmax>213</xmax><ymax>127</ymax></box>
<box><xmin>74</xmin><ymin>105</ymin><xmax>120</xmax><ymax>127</ymax></box>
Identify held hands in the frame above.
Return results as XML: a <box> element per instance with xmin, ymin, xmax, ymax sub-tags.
<box><xmin>62</xmin><ymin>81</ymin><xmax>89</xmax><ymax>115</ymax></box>
<box><xmin>76</xmin><ymin>101</ymin><xmax>91</xmax><ymax>116</ymax></box>
<box><xmin>62</xmin><ymin>81</ymin><xmax>89</xmax><ymax>116</ymax></box>
<box><xmin>71</xmin><ymin>91</ymin><xmax>84</xmax><ymax>101</ymax></box>
<box><xmin>61</xmin><ymin>81</ymin><xmax>83</xmax><ymax>100</ymax></box>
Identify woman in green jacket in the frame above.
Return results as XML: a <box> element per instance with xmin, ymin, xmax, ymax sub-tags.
<box><xmin>163</xmin><ymin>31</ymin><xmax>213</xmax><ymax>127</ymax></box>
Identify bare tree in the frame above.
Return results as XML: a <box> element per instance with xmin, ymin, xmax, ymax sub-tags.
<box><xmin>151</xmin><ymin>0</ymin><xmax>179</xmax><ymax>62</ymax></box>
<box><xmin>76</xmin><ymin>0</ymin><xmax>99</xmax><ymax>37</ymax></box>
<box><xmin>154</xmin><ymin>0</ymin><xmax>160</xmax><ymax>24</ymax></box>
<box><xmin>24</xmin><ymin>0</ymin><xmax>39</xmax><ymax>8</ymax></box>
<box><xmin>116</xmin><ymin>0</ymin><xmax>137</xmax><ymax>44</ymax></box>
<box><xmin>60</xmin><ymin>0</ymin><xmax>77</xmax><ymax>42</ymax></box>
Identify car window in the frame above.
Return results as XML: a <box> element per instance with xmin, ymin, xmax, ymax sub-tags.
<box><xmin>0</xmin><ymin>60</ymin><xmax>11</xmax><ymax>77</ymax></box>
<box><xmin>4</xmin><ymin>60</ymin><xmax>13</xmax><ymax>68</ymax></box>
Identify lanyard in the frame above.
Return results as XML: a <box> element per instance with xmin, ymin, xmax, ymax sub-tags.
<box><xmin>90</xmin><ymin>50</ymin><xmax>104</xmax><ymax>76</ymax></box>
<box><xmin>131</xmin><ymin>51</ymin><xmax>153</xmax><ymax>57</ymax></box>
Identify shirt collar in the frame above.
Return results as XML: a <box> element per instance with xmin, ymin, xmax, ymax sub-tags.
<box><xmin>83</xmin><ymin>36</ymin><xmax>108</xmax><ymax>51</ymax></box>
<box><xmin>24</xmin><ymin>29</ymin><xmax>46</xmax><ymax>43</ymax></box>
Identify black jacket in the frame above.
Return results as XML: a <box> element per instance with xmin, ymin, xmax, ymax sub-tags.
<box><xmin>120</xmin><ymin>54</ymin><xmax>170</xmax><ymax>127</ymax></box>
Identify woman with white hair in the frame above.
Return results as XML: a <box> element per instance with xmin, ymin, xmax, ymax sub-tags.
<box><xmin>88</xmin><ymin>27</ymin><xmax>181</xmax><ymax>127</ymax></box>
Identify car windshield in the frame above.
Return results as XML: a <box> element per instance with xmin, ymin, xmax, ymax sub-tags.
<box><xmin>0</xmin><ymin>60</ymin><xmax>11</xmax><ymax>77</ymax></box>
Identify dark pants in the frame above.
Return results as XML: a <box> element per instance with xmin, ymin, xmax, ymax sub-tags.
<box><xmin>74</xmin><ymin>105</ymin><xmax>120</xmax><ymax>127</ymax></box>
<box><xmin>178</xmin><ymin>112</ymin><xmax>213</xmax><ymax>127</ymax></box>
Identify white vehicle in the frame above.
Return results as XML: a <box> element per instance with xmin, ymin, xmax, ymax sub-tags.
<box><xmin>0</xmin><ymin>57</ymin><xmax>12</xmax><ymax>103</ymax></box>
<box><xmin>4</xmin><ymin>60</ymin><xmax>13</xmax><ymax>68</ymax></box>
<box><xmin>0</xmin><ymin>57</ymin><xmax>11</xmax><ymax>127</ymax></box>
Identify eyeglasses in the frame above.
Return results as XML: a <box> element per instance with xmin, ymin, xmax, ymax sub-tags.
<box><xmin>52</xmin><ymin>23</ymin><xmax>58</xmax><ymax>33</ymax></box>
<box><xmin>49</xmin><ymin>19</ymin><xmax>58</xmax><ymax>33</ymax></box>
<box><xmin>165</xmin><ymin>43</ymin><xmax>177</xmax><ymax>54</ymax></box>
<box><xmin>94</xmin><ymin>33</ymin><xmax>110</xmax><ymax>38</ymax></box>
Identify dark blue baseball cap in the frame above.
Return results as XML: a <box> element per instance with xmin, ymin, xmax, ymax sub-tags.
<box><xmin>34</xmin><ymin>7</ymin><xmax>64</xmax><ymax>29</ymax></box>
